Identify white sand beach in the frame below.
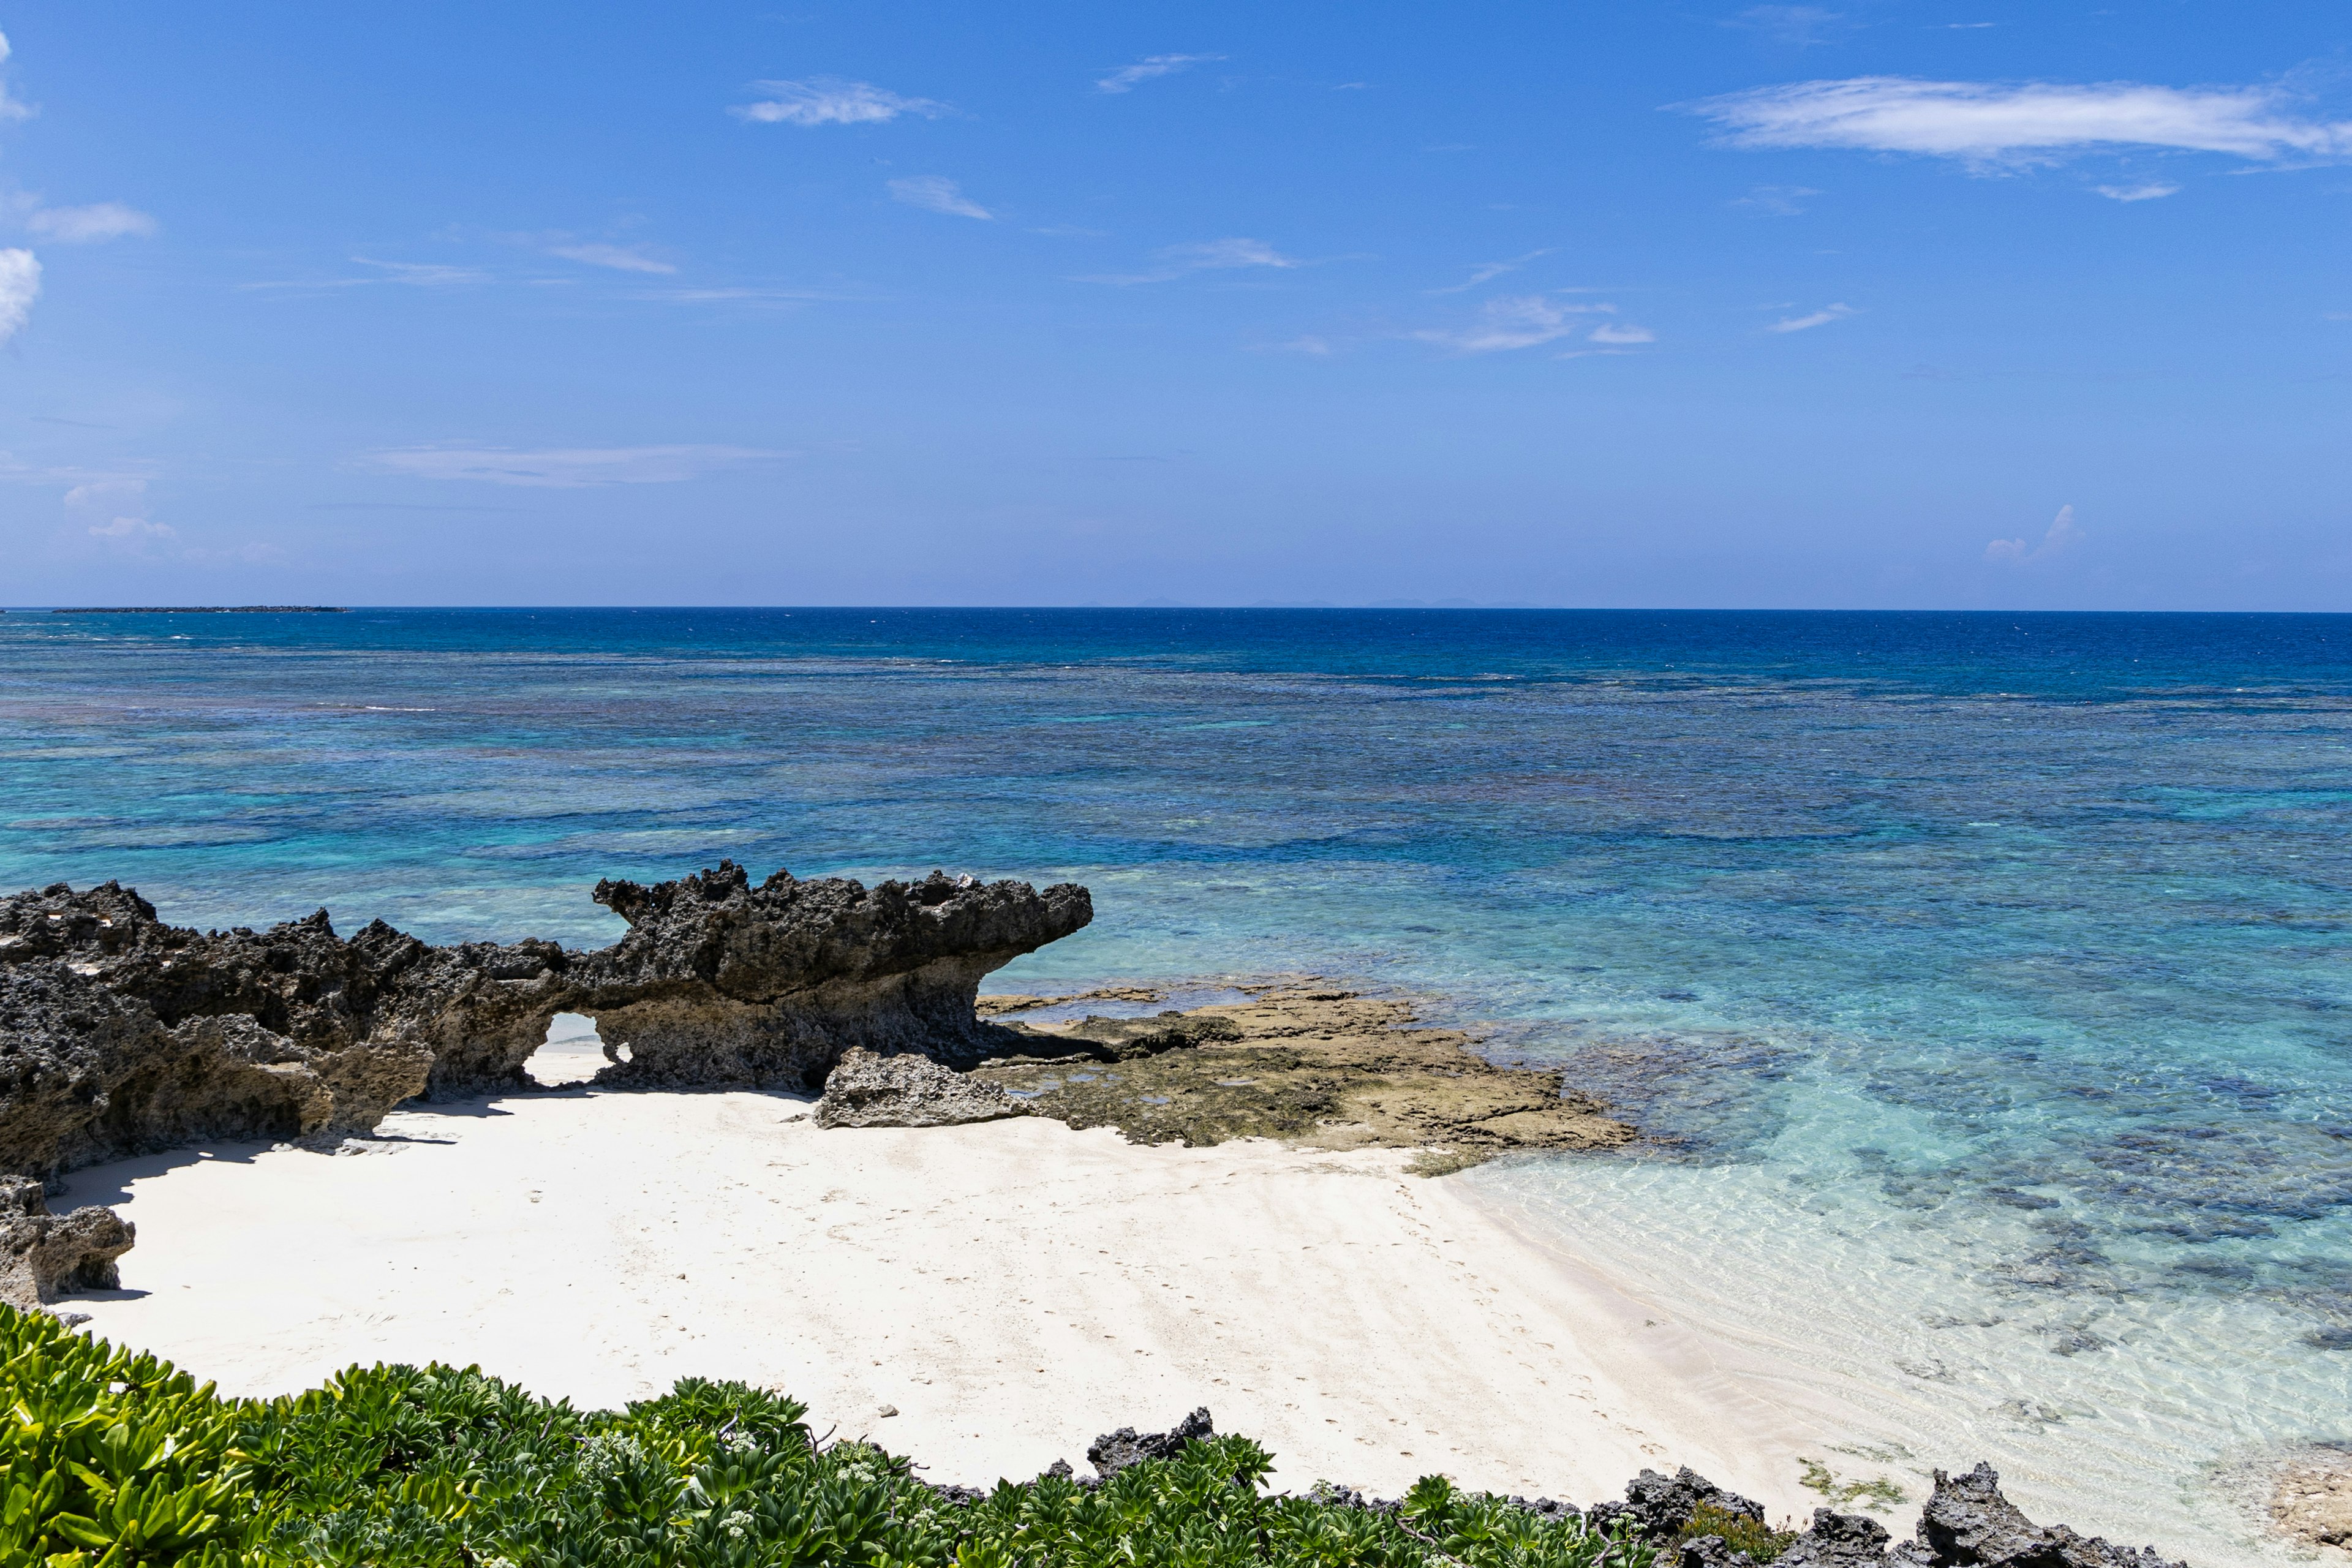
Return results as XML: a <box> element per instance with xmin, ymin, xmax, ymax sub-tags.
<box><xmin>61</xmin><ymin>1064</ymin><xmax>1823</xmax><ymax>1515</ymax></box>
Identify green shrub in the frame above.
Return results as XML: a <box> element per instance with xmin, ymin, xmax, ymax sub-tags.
<box><xmin>0</xmin><ymin>1304</ymin><xmax>1659</xmax><ymax>1567</ymax></box>
<box><xmin>1668</xmin><ymin>1501</ymin><xmax>1796</xmax><ymax>1564</ymax></box>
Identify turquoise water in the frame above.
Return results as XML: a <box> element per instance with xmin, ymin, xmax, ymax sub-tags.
<box><xmin>3</xmin><ymin>607</ymin><xmax>2347</xmax><ymax>1556</ymax></box>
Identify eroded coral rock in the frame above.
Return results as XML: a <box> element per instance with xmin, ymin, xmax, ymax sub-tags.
<box><xmin>1087</xmin><ymin>1407</ymin><xmax>1215</xmax><ymax>1477</ymax></box>
<box><xmin>1912</xmin><ymin>1464</ymin><xmax>2182</xmax><ymax>1568</ymax></box>
<box><xmin>575</xmin><ymin>864</ymin><xmax>1091</xmax><ymax>1093</ymax></box>
<box><xmin>1779</xmin><ymin>1509</ymin><xmax>1898</xmax><ymax>1567</ymax></box>
<box><xmin>2272</xmin><ymin>1451</ymin><xmax>2352</xmax><ymax>1555</ymax></box>
<box><xmin>1586</xmin><ymin>1466</ymin><xmax>1767</xmax><ymax>1541</ymax></box>
<box><xmin>813</xmin><ymin>1047</ymin><xmax>1026</xmax><ymax>1129</ymax></box>
<box><xmin>0</xmin><ymin>1185</ymin><xmax>133</xmax><ymax>1311</ymax></box>
<box><xmin>0</xmin><ymin>883</ymin><xmax>439</xmax><ymax>1177</ymax></box>
<box><xmin>0</xmin><ymin>865</ymin><xmax>1091</xmax><ymax>1182</ymax></box>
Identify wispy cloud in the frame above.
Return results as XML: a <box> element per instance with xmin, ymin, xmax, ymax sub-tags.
<box><xmin>1766</xmin><ymin>302</ymin><xmax>1856</xmax><ymax>332</ymax></box>
<box><xmin>1730</xmin><ymin>184</ymin><xmax>1820</xmax><ymax>214</ymax></box>
<box><xmin>244</xmin><ymin>257</ymin><xmax>487</xmax><ymax>291</ymax></box>
<box><xmin>888</xmin><ymin>176</ymin><xmax>992</xmax><ymax>219</ymax></box>
<box><xmin>26</xmin><ymin>202</ymin><xmax>156</xmax><ymax>242</ymax></box>
<box><xmin>1727</xmin><ymin>6</ymin><xmax>1848</xmax><ymax>47</ymax></box>
<box><xmin>1986</xmin><ymin>503</ymin><xmax>2081</xmax><ymax>564</ymax></box>
<box><xmin>1078</xmin><ymin>236</ymin><xmax>1298</xmax><ymax>285</ymax></box>
<box><xmin>362</xmin><ymin>444</ymin><xmax>778</xmax><ymax>488</ymax></box>
<box><xmin>1430</xmin><ymin>249</ymin><xmax>1552</xmax><ymax>294</ymax></box>
<box><xmin>2094</xmin><ymin>181</ymin><xmax>2179</xmax><ymax>202</ymax></box>
<box><xmin>1096</xmin><ymin>55</ymin><xmax>1223</xmax><ymax>94</ymax></box>
<box><xmin>0</xmin><ymin>248</ymin><xmax>38</xmax><ymax>344</ymax></box>
<box><xmin>1415</xmin><ymin>295</ymin><xmax>1616</xmax><ymax>353</ymax></box>
<box><xmin>0</xmin><ymin>31</ymin><xmax>31</xmax><ymax>122</ymax></box>
<box><xmin>548</xmin><ymin>242</ymin><xmax>676</xmax><ymax>274</ymax></box>
<box><xmin>1588</xmin><ymin>322</ymin><xmax>1656</xmax><ymax>344</ymax></box>
<box><xmin>1686</xmin><ymin>77</ymin><xmax>2352</xmax><ymax>167</ymax></box>
<box><xmin>732</xmin><ymin>78</ymin><xmax>946</xmax><ymax>126</ymax></box>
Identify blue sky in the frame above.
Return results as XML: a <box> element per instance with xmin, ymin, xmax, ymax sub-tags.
<box><xmin>0</xmin><ymin>1</ymin><xmax>2346</xmax><ymax>609</ymax></box>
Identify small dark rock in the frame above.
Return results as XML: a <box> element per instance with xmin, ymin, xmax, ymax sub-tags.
<box><xmin>1780</xmin><ymin>1508</ymin><xmax>1891</xmax><ymax>1567</ymax></box>
<box><xmin>1677</xmin><ymin>1536</ymin><xmax>1754</xmax><ymax>1568</ymax></box>
<box><xmin>1087</xmin><ymin>1406</ymin><xmax>1214</xmax><ymax>1477</ymax></box>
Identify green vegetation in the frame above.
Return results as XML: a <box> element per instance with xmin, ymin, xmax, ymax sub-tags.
<box><xmin>0</xmin><ymin>1305</ymin><xmax>1659</xmax><ymax>1567</ymax></box>
<box><xmin>1796</xmin><ymin>1457</ymin><xmax>1906</xmax><ymax>1513</ymax></box>
<box><xmin>1668</xmin><ymin>1502</ymin><xmax>1796</xmax><ymax>1563</ymax></box>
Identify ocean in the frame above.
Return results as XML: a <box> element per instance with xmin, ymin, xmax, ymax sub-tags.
<box><xmin>2</xmin><ymin>606</ymin><xmax>2345</xmax><ymax>1561</ymax></box>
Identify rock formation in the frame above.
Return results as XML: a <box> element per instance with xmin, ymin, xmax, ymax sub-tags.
<box><xmin>813</xmin><ymin>1047</ymin><xmax>1026</xmax><ymax>1129</ymax></box>
<box><xmin>1586</xmin><ymin>1466</ymin><xmax>1768</xmax><ymax>1542</ymax></box>
<box><xmin>2272</xmin><ymin>1451</ymin><xmax>2352</xmax><ymax>1555</ymax></box>
<box><xmin>0</xmin><ymin>1177</ymin><xmax>134</xmax><ymax>1311</ymax></box>
<box><xmin>1087</xmin><ymin>1408</ymin><xmax>1216</xmax><ymax>1477</ymax></box>
<box><xmin>973</xmin><ymin>987</ymin><xmax>1633</xmax><ymax>1163</ymax></box>
<box><xmin>1578</xmin><ymin>1462</ymin><xmax>2185</xmax><ymax>1568</ymax></box>
<box><xmin>1909</xmin><ymin>1463</ymin><xmax>2184</xmax><ymax>1568</ymax></box>
<box><xmin>0</xmin><ymin>864</ymin><xmax>1091</xmax><ymax>1181</ymax></box>
<box><xmin>571</xmin><ymin>864</ymin><xmax>1091</xmax><ymax>1093</ymax></box>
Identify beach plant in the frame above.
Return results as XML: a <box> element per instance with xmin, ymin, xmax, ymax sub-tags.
<box><xmin>1668</xmin><ymin>1501</ymin><xmax>1796</xmax><ymax>1563</ymax></box>
<box><xmin>0</xmin><ymin>1303</ymin><xmax>1660</xmax><ymax>1568</ymax></box>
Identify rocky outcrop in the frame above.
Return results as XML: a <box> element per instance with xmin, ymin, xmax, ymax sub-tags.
<box><xmin>1087</xmin><ymin>1408</ymin><xmax>1215</xmax><ymax>1477</ymax></box>
<box><xmin>974</xmin><ymin>987</ymin><xmax>1633</xmax><ymax>1163</ymax></box>
<box><xmin>0</xmin><ymin>865</ymin><xmax>1091</xmax><ymax>1183</ymax></box>
<box><xmin>2273</xmin><ymin>1451</ymin><xmax>2352</xmax><ymax>1554</ymax></box>
<box><xmin>1587</xmin><ymin>1466</ymin><xmax>1768</xmax><ymax>1541</ymax></box>
<box><xmin>0</xmin><ymin>883</ymin><xmax>443</xmax><ymax>1177</ymax></box>
<box><xmin>1911</xmin><ymin>1464</ymin><xmax>2183</xmax><ymax>1568</ymax></box>
<box><xmin>814</xmin><ymin>1047</ymin><xmax>1027</xmax><ymax>1129</ymax></box>
<box><xmin>0</xmin><ymin>1178</ymin><xmax>134</xmax><ymax>1311</ymax></box>
<box><xmin>571</xmin><ymin>864</ymin><xmax>1091</xmax><ymax>1094</ymax></box>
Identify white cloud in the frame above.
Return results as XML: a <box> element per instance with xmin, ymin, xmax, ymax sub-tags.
<box><xmin>26</xmin><ymin>202</ymin><xmax>157</xmax><ymax>242</ymax></box>
<box><xmin>353</xmin><ymin>258</ymin><xmax>483</xmax><ymax>286</ymax></box>
<box><xmin>1430</xmin><ymin>249</ymin><xmax>1552</xmax><ymax>293</ymax></box>
<box><xmin>2094</xmin><ymin>181</ymin><xmax>2179</xmax><ymax>202</ymax></box>
<box><xmin>0</xmin><ymin>248</ymin><xmax>38</xmax><ymax>344</ymax></box>
<box><xmin>1278</xmin><ymin>335</ymin><xmax>1332</xmax><ymax>355</ymax></box>
<box><xmin>65</xmin><ymin>478</ymin><xmax>175</xmax><ymax>549</ymax></box>
<box><xmin>1588</xmin><ymin>322</ymin><xmax>1656</xmax><ymax>344</ymax></box>
<box><xmin>1986</xmin><ymin>503</ymin><xmax>2081</xmax><ymax>563</ymax></box>
<box><xmin>0</xmin><ymin>30</ymin><xmax>29</xmax><ymax>122</ymax></box>
<box><xmin>1077</xmin><ymin>236</ymin><xmax>1298</xmax><ymax>285</ymax></box>
<box><xmin>1730</xmin><ymin>184</ymin><xmax>1820</xmax><ymax>215</ymax></box>
<box><xmin>732</xmin><ymin>78</ymin><xmax>946</xmax><ymax>126</ymax></box>
<box><xmin>888</xmin><ymin>176</ymin><xmax>992</xmax><ymax>219</ymax></box>
<box><xmin>1415</xmin><ymin>295</ymin><xmax>1612</xmax><ymax>353</ymax></box>
<box><xmin>1687</xmin><ymin>77</ymin><xmax>2352</xmax><ymax>166</ymax></box>
<box><xmin>1096</xmin><ymin>55</ymin><xmax>1223</xmax><ymax>94</ymax></box>
<box><xmin>1766</xmin><ymin>302</ymin><xmax>1855</xmax><ymax>332</ymax></box>
<box><xmin>362</xmin><ymin>444</ymin><xmax>777</xmax><ymax>488</ymax></box>
<box><xmin>548</xmin><ymin>243</ymin><xmax>676</xmax><ymax>274</ymax></box>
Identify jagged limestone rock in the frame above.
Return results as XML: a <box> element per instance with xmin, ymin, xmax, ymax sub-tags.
<box><xmin>0</xmin><ymin>864</ymin><xmax>1091</xmax><ymax>1180</ymax></box>
<box><xmin>813</xmin><ymin>1047</ymin><xmax>1026</xmax><ymax>1129</ymax></box>
<box><xmin>1087</xmin><ymin>1408</ymin><xmax>1215</xmax><ymax>1478</ymax></box>
<box><xmin>1913</xmin><ymin>1464</ymin><xmax>2183</xmax><ymax>1568</ymax></box>
<box><xmin>0</xmin><ymin>1182</ymin><xmax>133</xmax><ymax>1311</ymax></box>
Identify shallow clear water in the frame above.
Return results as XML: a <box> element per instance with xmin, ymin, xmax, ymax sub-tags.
<box><xmin>3</xmin><ymin>607</ymin><xmax>2346</xmax><ymax>1559</ymax></box>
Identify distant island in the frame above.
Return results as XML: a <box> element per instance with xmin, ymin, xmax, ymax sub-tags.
<box><xmin>43</xmin><ymin>605</ymin><xmax>349</xmax><ymax>614</ymax></box>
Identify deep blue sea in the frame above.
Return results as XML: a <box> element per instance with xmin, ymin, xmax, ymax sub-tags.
<box><xmin>3</xmin><ymin>606</ymin><xmax>2346</xmax><ymax>1559</ymax></box>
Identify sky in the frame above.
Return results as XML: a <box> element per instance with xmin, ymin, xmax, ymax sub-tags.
<box><xmin>0</xmin><ymin>1</ymin><xmax>2347</xmax><ymax>610</ymax></box>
